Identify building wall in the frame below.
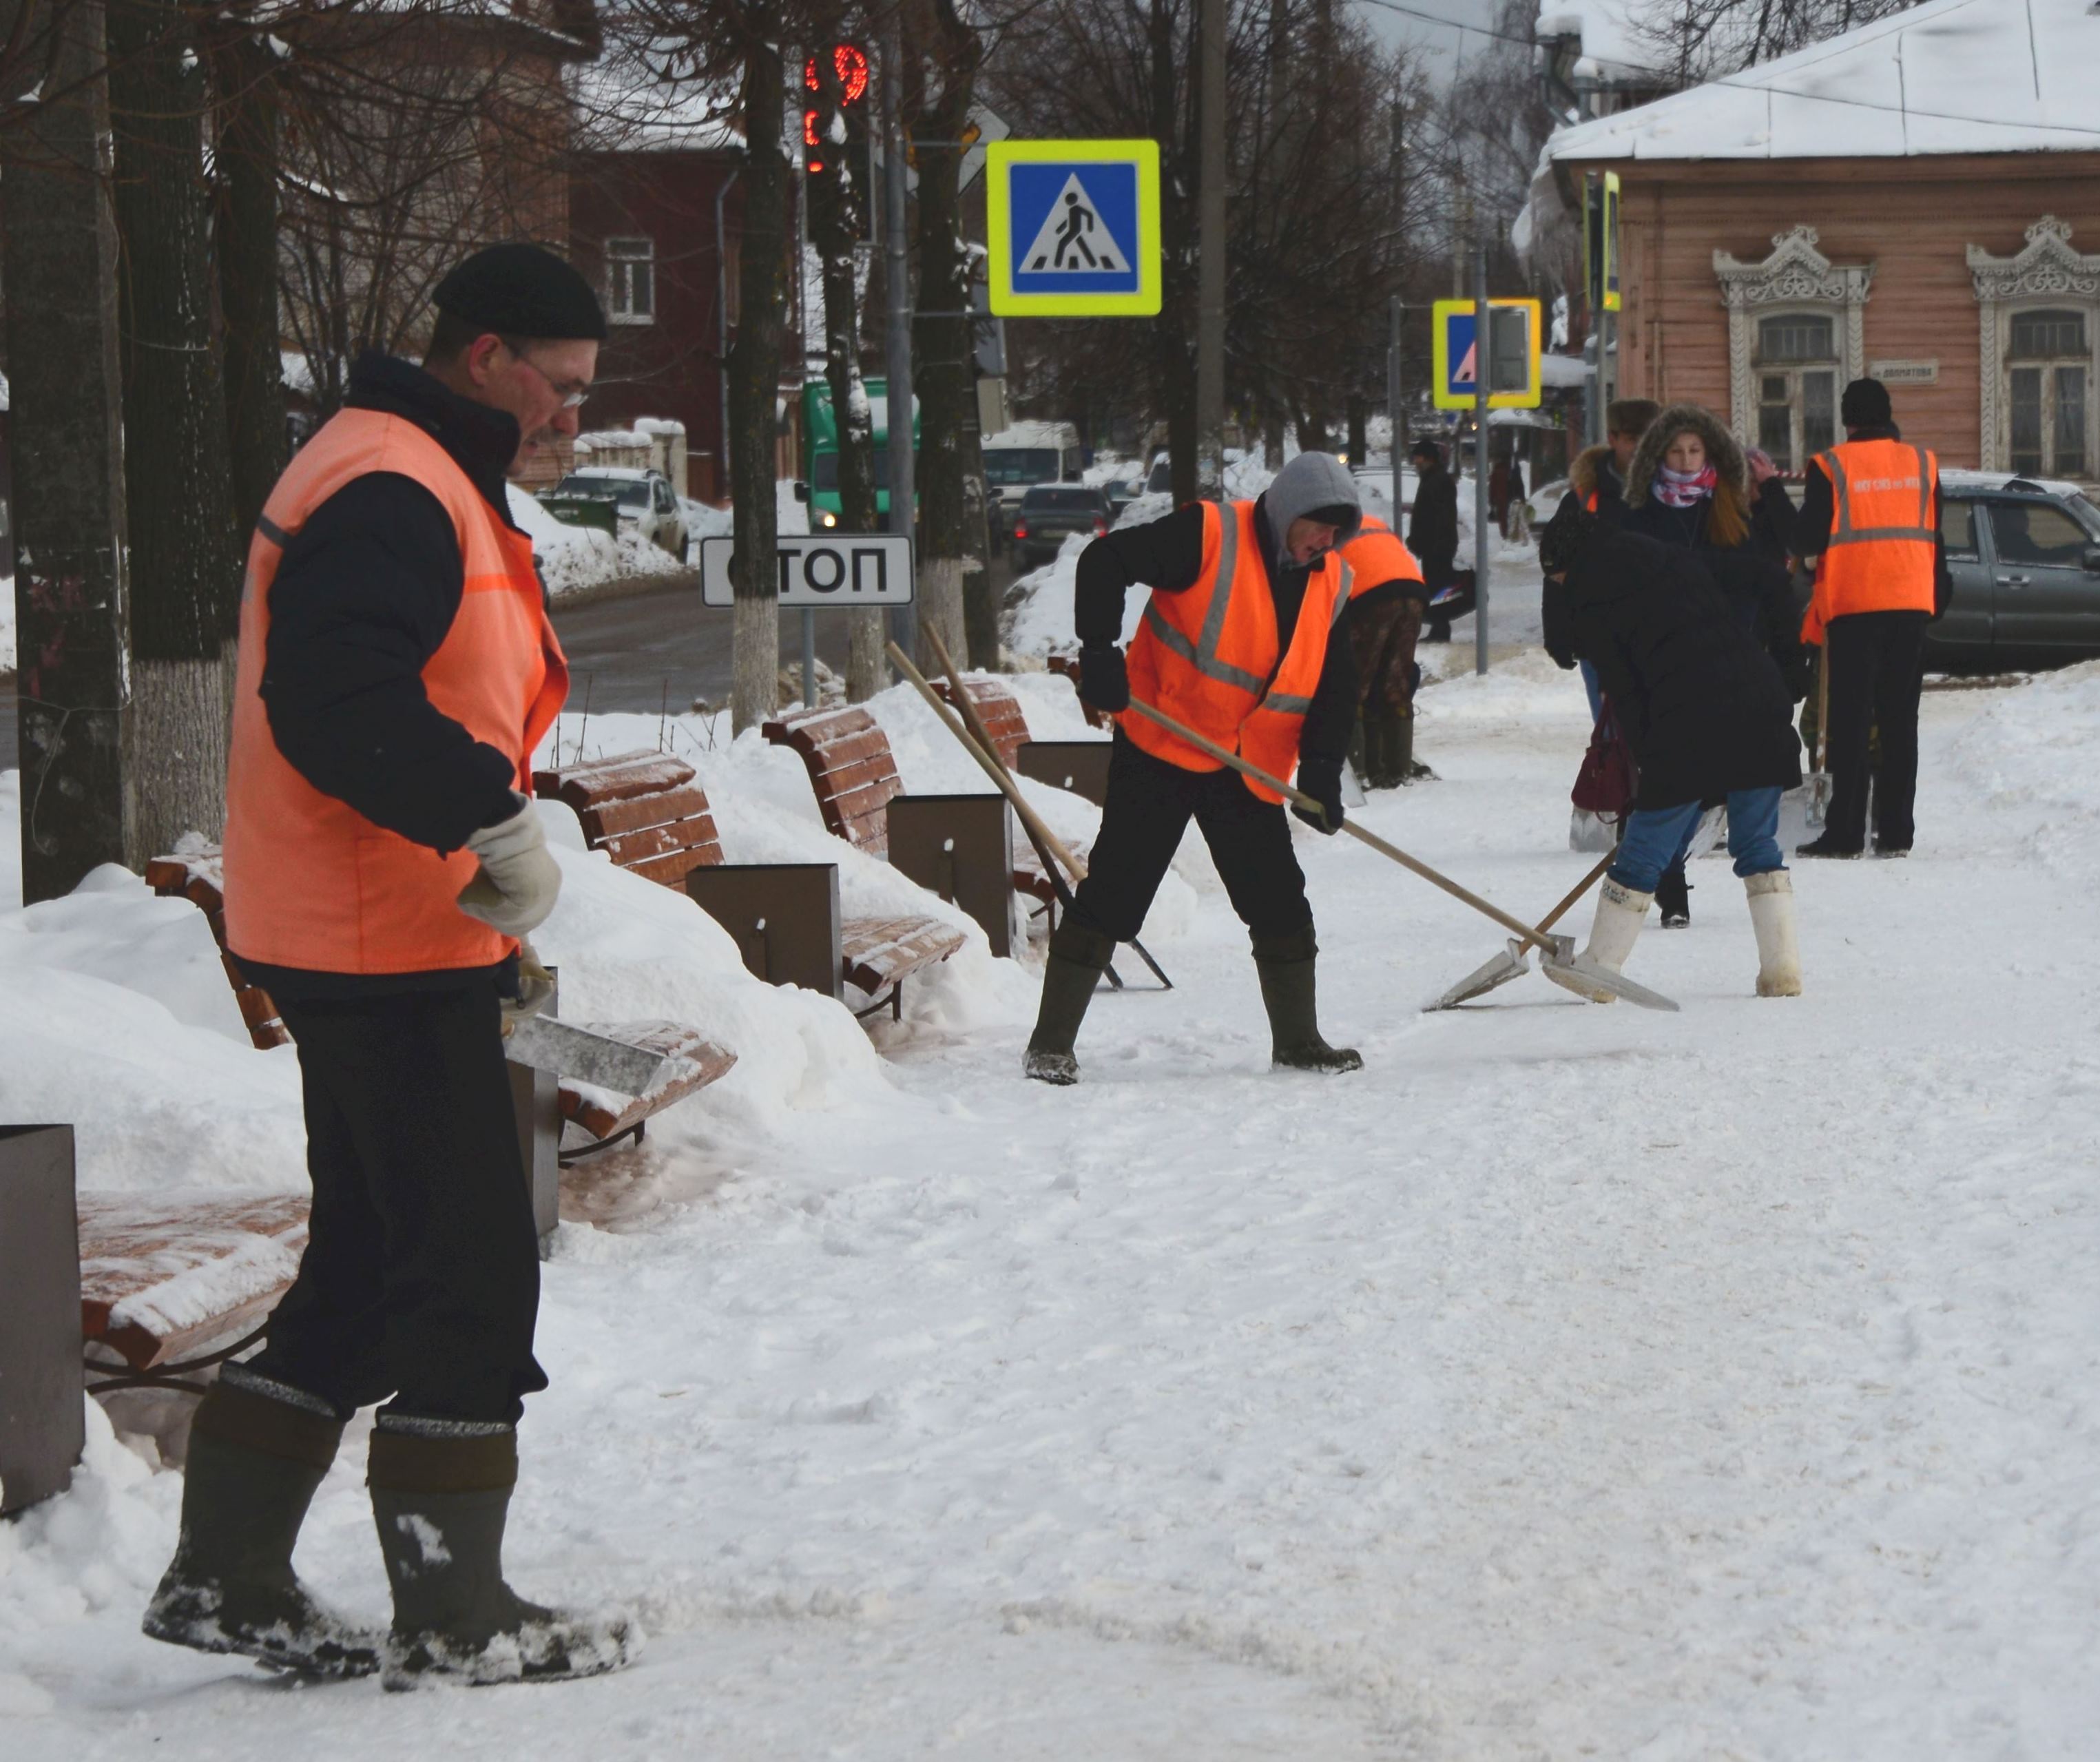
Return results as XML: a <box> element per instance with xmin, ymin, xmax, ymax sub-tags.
<box><xmin>1571</xmin><ymin>154</ymin><xmax>2100</xmax><ymax>477</ymax></box>
<box><xmin>570</xmin><ymin>150</ymin><xmax>745</xmax><ymax>502</ymax></box>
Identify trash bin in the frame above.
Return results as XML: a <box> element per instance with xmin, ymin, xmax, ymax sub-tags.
<box><xmin>0</xmin><ymin>1125</ymin><xmax>83</xmax><ymax>1515</ymax></box>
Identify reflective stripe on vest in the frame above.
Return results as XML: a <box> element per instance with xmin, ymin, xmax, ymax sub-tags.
<box><xmin>1121</xmin><ymin>500</ymin><xmax>1347</xmax><ymax>800</ymax></box>
<box><xmin>222</xmin><ymin>407</ymin><xmax>569</xmax><ymax>975</ymax></box>
<box><xmin>1338</xmin><ymin>517</ymin><xmax>1422</xmax><ymax>597</ymax></box>
<box><xmin>1807</xmin><ymin>437</ymin><xmax>1939</xmax><ymax>626</ymax></box>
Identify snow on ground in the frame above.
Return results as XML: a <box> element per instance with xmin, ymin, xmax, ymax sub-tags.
<box><xmin>8</xmin><ymin>656</ymin><xmax>2100</xmax><ymax>1756</ymax></box>
<box><xmin>508</xmin><ymin>485</ymin><xmax>683</xmax><ymax>598</ymax></box>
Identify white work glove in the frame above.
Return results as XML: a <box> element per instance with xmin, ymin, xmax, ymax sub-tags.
<box><xmin>456</xmin><ymin>794</ymin><xmax>562</xmax><ymax>938</ymax></box>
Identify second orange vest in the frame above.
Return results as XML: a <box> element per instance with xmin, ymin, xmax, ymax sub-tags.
<box><xmin>1338</xmin><ymin>515</ymin><xmax>1424</xmax><ymax>598</ymax></box>
<box><xmin>1121</xmin><ymin>499</ymin><xmax>1351</xmax><ymax>801</ymax></box>
<box><xmin>223</xmin><ymin>408</ymin><xmax>569</xmax><ymax>975</ymax></box>
<box><xmin>1800</xmin><ymin>437</ymin><xmax>1939</xmax><ymax>643</ymax></box>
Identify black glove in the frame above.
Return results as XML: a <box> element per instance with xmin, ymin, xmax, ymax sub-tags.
<box><xmin>1079</xmin><ymin>643</ymin><xmax>1129</xmax><ymax>713</ymax></box>
<box><xmin>1292</xmin><ymin>760</ymin><xmax>1344</xmax><ymax>835</ymax></box>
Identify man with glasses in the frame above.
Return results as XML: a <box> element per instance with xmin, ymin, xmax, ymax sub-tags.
<box><xmin>144</xmin><ymin>245</ymin><xmax>636</xmax><ymax>1688</ymax></box>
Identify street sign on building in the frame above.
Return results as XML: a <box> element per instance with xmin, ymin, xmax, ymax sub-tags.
<box><xmin>1431</xmin><ymin>298</ymin><xmax>1545</xmax><ymax>411</ymax></box>
<box><xmin>986</xmin><ymin>139</ymin><xmax>1161</xmax><ymax>318</ymax></box>
<box><xmin>700</xmin><ymin>535</ymin><xmax>915</xmax><ymax>608</ymax></box>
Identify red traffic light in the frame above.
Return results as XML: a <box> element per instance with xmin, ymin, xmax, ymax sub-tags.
<box><xmin>803</xmin><ymin>43</ymin><xmax>869</xmax><ymax>106</ymax></box>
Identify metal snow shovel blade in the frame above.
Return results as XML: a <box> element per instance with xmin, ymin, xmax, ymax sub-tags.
<box><xmin>1430</xmin><ymin>853</ymin><xmax>1612</xmax><ymax>1010</ymax></box>
<box><xmin>503</xmin><ymin>1013</ymin><xmax>675</xmax><ymax>1097</ymax></box>
<box><xmin>1537</xmin><ymin>946</ymin><xmax>1681</xmax><ymax>1013</ymax></box>
<box><xmin>1123</xmin><ymin>694</ymin><xmax>1681</xmax><ymax>1015</ymax></box>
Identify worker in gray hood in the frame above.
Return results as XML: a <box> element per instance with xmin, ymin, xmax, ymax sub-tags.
<box><xmin>1026</xmin><ymin>451</ymin><xmax>1366</xmax><ymax>1085</ymax></box>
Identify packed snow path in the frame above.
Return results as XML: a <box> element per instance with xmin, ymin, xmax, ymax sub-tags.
<box><xmin>6</xmin><ymin>660</ymin><xmax>2099</xmax><ymax>1757</ymax></box>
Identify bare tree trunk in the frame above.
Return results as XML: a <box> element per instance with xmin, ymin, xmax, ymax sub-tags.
<box><xmin>728</xmin><ymin>28</ymin><xmax>788</xmax><ymax>732</ymax></box>
<box><xmin>109</xmin><ymin>0</ymin><xmax>245</xmax><ymax>860</ymax></box>
<box><xmin>908</xmin><ymin>8</ymin><xmax>984</xmax><ymax>670</ymax></box>
<box><xmin>214</xmin><ymin>26</ymin><xmax>289</xmax><ymax>541</ymax></box>
<box><xmin>4</xmin><ymin>0</ymin><xmax>132</xmax><ymax>901</ymax></box>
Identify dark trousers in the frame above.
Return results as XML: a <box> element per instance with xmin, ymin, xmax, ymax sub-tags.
<box><xmin>1825</xmin><ymin>610</ymin><xmax>1928</xmax><ymax>851</ymax></box>
<box><xmin>1068</xmin><ymin>732</ymin><xmax>1313</xmax><ymax>945</ymax></box>
<box><xmin>247</xmin><ymin>985</ymin><xmax>546</xmax><ymax>1426</ymax></box>
<box><xmin>1350</xmin><ymin>594</ymin><xmax>1425</xmax><ymax>719</ymax></box>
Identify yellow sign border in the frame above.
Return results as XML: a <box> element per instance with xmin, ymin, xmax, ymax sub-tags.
<box><xmin>1431</xmin><ymin>298</ymin><xmax>1545</xmax><ymax>411</ymax></box>
<box><xmin>987</xmin><ymin>139</ymin><xmax>1162</xmax><ymax>318</ymax></box>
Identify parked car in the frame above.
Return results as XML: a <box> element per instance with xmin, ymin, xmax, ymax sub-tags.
<box><xmin>545</xmin><ymin>468</ymin><xmax>690</xmax><ymax>561</ymax></box>
<box><xmin>1098</xmin><ymin>478</ymin><xmax>1139</xmax><ymax>519</ymax></box>
<box><xmin>1928</xmin><ymin>473</ymin><xmax>2100</xmax><ymax>672</ymax></box>
<box><xmin>1144</xmin><ymin>453</ymin><xmax>1172</xmax><ymax>494</ymax></box>
<box><xmin>1012</xmin><ymin>485</ymin><xmax>1111</xmax><ymax>569</ymax></box>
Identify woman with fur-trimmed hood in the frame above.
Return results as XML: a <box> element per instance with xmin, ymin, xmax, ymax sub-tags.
<box><xmin>1618</xmin><ymin>404</ymin><xmax>1805</xmax><ymax>925</ymax></box>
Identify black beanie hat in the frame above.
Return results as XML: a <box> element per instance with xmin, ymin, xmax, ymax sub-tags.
<box><xmin>433</xmin><ymin>242</ymin><xmax>607</xmax><ymax>342</ymax></box>
<box><xmin>1840</xmin><ymin>377</ymin><xmax>1893</xmax><ymax>429</ymax></box>
<box><xmin>1538</xmin><ymin>493</ymin><xmax>1599</xmax><ymax>577</ymax></box>
<box><xmin>1410</xmin><ymin>437</ymin><xmax>1442</xmax><ymax>464</ymax></box>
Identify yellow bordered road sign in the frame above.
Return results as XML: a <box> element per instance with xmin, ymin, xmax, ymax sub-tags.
<box><xmin>987</xmin><ymin>140</ymin><xmax>1161</xmax><ymax>318</ymax></box>
<box><xmin>1432</xmin><ymin>298</ymin><xmax>1544</xmax><ymax>411</ymax></box>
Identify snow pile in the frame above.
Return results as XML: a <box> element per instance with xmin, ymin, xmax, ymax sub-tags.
<box><xmin>1945</xmin><ymin>659</ymin><xmax>2100</xmax><ymax>891</ymax></box>
<box><xmin>508</xmin><ymin>486</ymin><xmax>688</xmax><ymax>598</ymax></box>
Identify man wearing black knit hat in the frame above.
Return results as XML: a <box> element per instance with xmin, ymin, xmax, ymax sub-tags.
<box><xmin>144</xmin><ymin>244</ymin><xmax>636</xmax><ymax>1688</ymax></box>
<box><xmin>1791</xmin><ymin>375</ymin><xmax>1951</xmax><ymax>859</ymax></box>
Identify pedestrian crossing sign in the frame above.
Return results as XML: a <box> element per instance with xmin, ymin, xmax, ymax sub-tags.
<box><xmin>987</xmin><ymin>139</ymin><xmax>1161</xmax><ymax>318</ymax></box>
<box><xmin>1432</xmin><ymin>298</ymin><xmax>1544</xmax><ymax>411</ymax></box>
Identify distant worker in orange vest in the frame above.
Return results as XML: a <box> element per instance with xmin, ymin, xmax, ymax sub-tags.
<box><xmin>1026</xmin><ymin>452</ymin><xmax>1366</xmax><ymax>1084</ymax></box>
<box><xmin>1793</xmin><ymin>377</ymin><xmax>1952</xmax><ymax>858</ymax></box>
<box><xmin>144</xmin><ymin>245</ymin><xmax>636</xmax><ymax>1689</ymax></box>
<box><xmin>1337</xmin><ymin>513</ymin><xmax>1433</xmax><ymax>788</ymax></box>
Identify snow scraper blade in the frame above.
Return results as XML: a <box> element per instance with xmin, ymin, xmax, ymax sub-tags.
<box><xmin>1538</xmin><ymin>951</ymin><xmax>1681</xmax><ymax>1013</ymax></box>
<box><xmin>503</xmin><ymin>1015</ymin><xmax>676</xmax><ymax>1097</ymax></box>
<box><xmin>1431</xmin><ymin>937</ymin><xmax>1533</xmax><ymax>1010</ymax></box>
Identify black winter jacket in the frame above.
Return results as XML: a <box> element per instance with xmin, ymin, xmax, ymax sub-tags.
<box><xmin>1075</xmin><ymin>499</ymin><xmax>1358</xmax><ymax>775</ymax></box>
<box><xmin>1545</xmin><ymin>528</ymin><xmax>1802</xmax><ymax>811</ymax></box>
<box><xmin>240</xmin><ymin>351</ymin><xmax>539</xmax><ymax>999</ymax></box>
<box><xmin>1621</xmin><ymin>485</ymin><xmax>1809</xmax><ymax>701</ymax></box>
<box><xmin>1408</xmin><ymin>464</ymin><xmax>1459</xmax><ymax>583</ymax></box>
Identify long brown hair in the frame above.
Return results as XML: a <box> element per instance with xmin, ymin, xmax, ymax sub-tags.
<box><xmin>1662</xmin><ymin>424</ymin><xmax>1750</xmax><ymax>548</ymax></box>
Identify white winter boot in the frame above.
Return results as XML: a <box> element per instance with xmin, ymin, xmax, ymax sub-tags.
<box><xmin>1559</xmin><ymin>879</ymin><xmax>1652</xmax><ymax>1004</ymax></box>
<box><xmin>1745</xmin><ymin>870</ymin><xmax>1802</xmax><ymax>997</ymax></box>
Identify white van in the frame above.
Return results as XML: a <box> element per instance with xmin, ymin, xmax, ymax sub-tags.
<box><xmin>983</xmin><ymin>421</ymin><xmax>1083</xmax><ymax>540</ymax></box>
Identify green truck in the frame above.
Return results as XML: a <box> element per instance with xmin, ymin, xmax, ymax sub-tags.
<box><xmin>796</xmin><ymin>376</ymin><xmax>919</xmax><ymax>531</ymax></box>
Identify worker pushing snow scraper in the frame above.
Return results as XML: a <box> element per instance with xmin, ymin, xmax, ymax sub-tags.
<box><xmin>1024</xmin><ymin>451</ymin><xmax>1367</xmax><ymax>1084</ymax></box>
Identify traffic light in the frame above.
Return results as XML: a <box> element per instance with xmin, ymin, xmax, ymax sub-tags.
<box><xmin>802</xmin><ymin>43</ymin><xmax>869</xmax><ymax>178</ymax></box>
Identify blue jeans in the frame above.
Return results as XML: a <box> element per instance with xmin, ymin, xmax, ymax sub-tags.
<box><xmin>1579</xmin><ymin>659</ymin><xmax>1603</xmax><ymax>723</ymax></box>
<box><xmin>1610</xmin><ymin>787</ymin><xmax>1786</xmax><ymax>893</ymax></box>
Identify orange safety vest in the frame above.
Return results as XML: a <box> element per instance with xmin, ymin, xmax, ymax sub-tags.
<box><xmin>223</xmin><ymin>408</ymin><xmax>568</xmax><ymax>974</ymax></box>
<box><xmin>1800</xmin><ymin>437</ymin><xmax>1939</xmax><ymax>644</ymax></box>
<box><xmin>1338</xmin><ymin>515</ymin><xmax>1424</xmax><ymax>597</ymax></box>
<box><xmin>1121</xmin><ymin>499</ymin><xmax>1351</xmax><ymax>802</ymax></box>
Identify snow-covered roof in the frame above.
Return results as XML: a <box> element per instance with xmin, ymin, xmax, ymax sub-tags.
<box><xmin>984</xmin><ymin>422</ymin><xmax>1077</xmax><ymax>450</ymax></box>
<box><xmin>1540</xmin><ymin>353</ymin><xmax>1590</xmax><ymax>389</ymax></box>
<box><xmin>1548</xmin><ymin>0</ymin><xmax>2100</xmax><ymax>163</ymax></box>
<box><xmin>570</xmin><ymin>42</ymin><xmax>740</xmax><ymax>154</ymax></box>
<box><xmin>1535</xmin><ymin>1</ymin><xmax>1662</xmax><ymax>88</ymax></box>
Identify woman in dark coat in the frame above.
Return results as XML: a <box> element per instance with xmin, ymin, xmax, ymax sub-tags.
<box><xmin>1617</xmin><ymin>403</ymin><xmax>1805</xmax><ymax>926</ymax></box>
<box><xmin>1541</xmin><ymin>498</ymin><xmax>1804</xmax><ymax>999</ymax></box>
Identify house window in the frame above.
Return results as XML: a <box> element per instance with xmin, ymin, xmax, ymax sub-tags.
<box><xmin>2006</xmin><ymin>307</ymin><xmax>2088</xmax><ymax>478</ymax></box>
<box><xmin>607</xmin><ymin>238</ymin><xmax>655</xmax><ymax>324</ymax></box>
<box><xmin>1754</xmin><ymin>313</ymin><xmax>1838</xmax><ymax>473</ymax></box>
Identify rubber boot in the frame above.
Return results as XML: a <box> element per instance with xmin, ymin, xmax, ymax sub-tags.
<box><xmin>1252</xmin><ymin>926</ymin><xmax>1362</xmax><ymax>1072</ymax></box>
<box><xmin>1561</xmin><ymin>879</ymin><xmax>1652</xmax><ymax>1004</ymax></box>
<box><xmin>1654</xmin><ymin>863</ymin><xmax>1691</xmax><ymax>929</ymax></box>
<box><xmin>369</xmin><ymin>1421</ymin><xmax>637</xmax><ymax>1690</ymax></box>
<box><xmin>142</xmin><ymin>1373</ymin><xmax>382</xmax><ymax>1677</ymax></box>
<box><xmin>1023</xmin><ymin>920</ymin><xmax>1115</xmax><ymax>1084</ymax></box>
<box><xmin>1745</xmin><ymin>870</ymin><xmax>1802</xmax><ymax>997</ymax></box>
<box><xmin>1393</xmin><ymin>713</ymin><xmax>1435</xmax><ymax>783</ymax></box>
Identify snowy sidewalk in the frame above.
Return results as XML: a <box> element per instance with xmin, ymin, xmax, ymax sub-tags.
<box><xmin>6</xmin><ymin>660</ymin><xmax>2099</xmax><ymax>1758</ymax></box>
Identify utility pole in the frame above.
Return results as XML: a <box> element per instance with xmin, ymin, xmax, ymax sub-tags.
<box><xmin>1387</xmin><ymin>295</ymin><xmax>1404</xmax><ymax>528</ymax></box>
<box><xmin>1473</xmin><ymin>240</ymin><xmax>1492</xmax><ymax>679</ymax></box>
<box><xmin>881</xmin><ymin>18</ymin><xmax>917</xmax><ymax>666</ymax></box>
<box><xmin>1193</xmin><ymin>0</ymin><xmax>1227</xmax><ymax>497</ymax></box>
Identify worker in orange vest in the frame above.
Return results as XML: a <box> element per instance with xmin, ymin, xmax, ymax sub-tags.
<box><xmin>1793</xmin><ymin>377</ymin><xmax>1951</xmax><ymax>858</ymax></box>
<box><xmin>1337</xmin><ymin>513</ymin><xmax>1433</xmax><ymax>787</ymax></box>
<box><xmin>144</xmin><ymin>247</ymin><xmax>634</xmax><ymax>1688</ymax></box>
<box><xmin>1026</xmin><ymin>452</ymin><xmax>1366</xmax><ymax>1084</ymax></box>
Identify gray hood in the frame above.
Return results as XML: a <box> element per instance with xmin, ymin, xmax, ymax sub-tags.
<box><xmin>1256</xmin><ymin>451</ymin><xmax>1362</xmax><ymax>568</ymax></box>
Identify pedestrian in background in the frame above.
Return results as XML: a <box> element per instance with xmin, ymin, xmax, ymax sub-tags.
<box><xmin>1338</xmin><ymin>513</ymin><xmax>1433</xmax><ymax>787</ymax></box>
<box><xmin>1408</xmin><ymin>437</ymin><xmax>1459</xmax><ymax>643</ymax></box>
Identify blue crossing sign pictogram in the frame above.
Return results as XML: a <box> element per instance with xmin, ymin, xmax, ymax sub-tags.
<box><xmin>988</xmin><ymin>140</ymin><xmax>1161</xmax><ymax>318</ymax></box>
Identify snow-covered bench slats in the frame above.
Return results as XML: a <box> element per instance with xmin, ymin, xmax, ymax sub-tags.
<box><xmin>79</xmin><ymin>1192</ymin><xmax>311</xmax><ymax>1390</ymax></box>
<box><xmin>534</xmin><ymin>750</ymin><xmax>964</xmax><ymax>1022</ymax></box>
<box><xmin>145</xmin><ymin>847</ymin><xmax>292</xmax><ymax>1050</ymax></box>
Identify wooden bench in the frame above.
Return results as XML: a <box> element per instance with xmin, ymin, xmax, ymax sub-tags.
<box><xmin>534</xmin><ymin>749</ymin><xmax>965</xmax><ymax>1021</ymax></box>
<box><xmin>79</xmin><ymin>1192</ymin><xmax>311</xmax><ymax>1394</ymax></box>
<box><xmin>147</xmin><ymin>842</ymin><xmax>731</xmax><ymax>1161</ymax></box>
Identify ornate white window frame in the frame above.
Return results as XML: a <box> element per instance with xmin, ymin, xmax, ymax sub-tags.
<box><xmin>1714</xmin><ymin>227</ymin><xmax>1874</xmax><ymax>445</ymax></box>
<box><xmin>1968</xmin><ymin>217</ymin><xmax>2100</xmax><ymax>475</ymax></box>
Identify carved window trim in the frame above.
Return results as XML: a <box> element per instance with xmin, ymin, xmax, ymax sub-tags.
<box><xmin>1714</xmin><ymin>227</ymin><xmax>1873</xmax><ymax>447</ymax></box>
<box><xmin>1968</xmin><ymin>218</ymin><xmax>2100</xmax><ymax>475</ymax></box>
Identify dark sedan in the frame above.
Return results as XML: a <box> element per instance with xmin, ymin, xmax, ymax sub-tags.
<box><xmin>1012</xmin><ymin>485</ymin><xmax>1112</xmax><ymax>569</ymax></box>
<box><xmin>1930</xmin><ymin>475</ymin><xmax>2100</xmax><ymax>671</ymax></box>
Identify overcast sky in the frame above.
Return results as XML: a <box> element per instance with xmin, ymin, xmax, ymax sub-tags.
<box><xmin>1353</xmin><ymin>0</ymin><xmax>1517</xmax><ymax>82</ymax></box>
